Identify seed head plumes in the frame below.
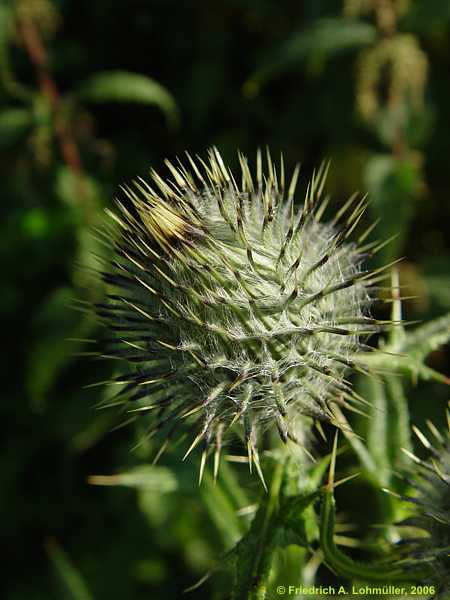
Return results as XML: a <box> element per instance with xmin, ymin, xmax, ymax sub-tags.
<box><xmin>97</xmin><ymin>148</ymin><xmax>385</xmax><ymax>484</ymax></box>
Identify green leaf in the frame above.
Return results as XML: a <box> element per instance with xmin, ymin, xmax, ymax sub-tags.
<box><xmin>189</xmin><ymin>460</ymin><xmax>318</xmax><ymax>596</ymax></box>
<box><xmin>75</xmin><ymin>70</ymin><xmax>179</xmax><ymax>127</ymax></box>
<box><xmin>331</xmin><ymin>402</ymin><xmax>377</xmax><ymax>478</ymax></box>
<box><xmin>339</xmin><ymin>277</ymin><xmax>412</xmax><ymax>486</ymax></box>
<box><xmin>319</xmin><ymin>485</ymin><xmax>431</xmax><ymax>583</ymax></box>
<box><xmin>46</xmin><ymin>539</ymin><xmax>93</xmax><ymax>600</ymax></box>
<box><xmin>245</xmin><ymin>19</ymin><xmax>376</xmax><ymax>92</ymax></box>
<box><xmin>0</xmin><ymin>5</ymin><xmax>31</xmax><ymax>99</ymax></box>
<box><xmin>425</xmin><ymin>275</ymin><xmax>450</xmax><ymax>308</ymax></box>
<box><xmin>357</xmin><ymin>312</ymin><xmax>450</xmax><ymax>385</ymax></box>
<box><xmin>219</xmin><ymin>459</ymin><xmax>250</xmax><ymax>510</ymax></box>
<box><xmin>399</xmin><ymin>311</ymin><xmax>450</xmax><ymax>362</ymax></box>
<box><xmin>25</xmin><ymin>287</ymin><xmax>95</xmax><ymax>410</ymax></box>
<box><xmin>232</xmin><ymin>460</ymin><xmax>285</xmax><ymax>600</ymax></box>
<box><xmin>55</xmin><ymin>166</ymin><xmax>101</xmax><ymax>209</ymax></box>
<box><xmin>200</xmin><ymin>469</ymin><xmax>244</xmax><ymax>547</ymax></box>
<box><xmin>0</xmin><ymin>108</ymin><xmax>32</xmax><ymax>147</ymax></box>
<box><xmin>364</xmin><ymin>154</ymin><xmax>421</xmax><ymax>264</ymax></box>
<box><xmin>318</xmin><ymin>438</ymin><xmax>431</xmax><ymax>583</ymax></box>
<box><xmin>55</xmin><ymin>167</ymin><xmax>109</xmax><ymax>291</ymax></box>
<box><xmin>0</xmin><ymin>4</ymin><xmax>12</xmax><ymax>43</ymax></box>
<box><xmin>88</xmin><ymin>465</ymin><xmax>178</xmax><ymax>493</ymax></box>
<box><xmin>403</xmin><ymin>0</ymin><xmax>450</xmax><ymax>33</ymax></box>
<box><xmin>385</xmin><ymin>373</ymin><xmax>412</xmax><ymax>462</ymax></box>
<box><xmin>21</xmin><ymin>207</ymin><xmax>51</xmax><ymax>239</ymax></box>
<box><xmin>375</xmin><ymin>105</ymin><xmax>434</xmax><ymax>150</ymax></box>
<box><xmin>421</xmin><ymin>258</ymin><xmax>450</xmax><ymax>309</ymax></box>
<box><xmin>365</xmin><ymin>376</ymin><xmax>391</xmax><ymax>486</ymax></box>
<box><xmin>277</xmin><ymin>492</ymin><xmax>319</xmax><ymax>547</ymax></box>
<box><xmin>353</xmin><ymin>372</ymin><xmax>411</xmax><ymax>486</ymax></box>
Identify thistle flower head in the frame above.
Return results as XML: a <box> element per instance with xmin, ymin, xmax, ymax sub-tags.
<box><xmin>393</xmin><ymin>412</ymin><xmax>450</xmax><ymax>596</ymax></box>
<box><xmin>96</xmin><ymin>148</ymin><xmax>384</xmax><ymax>483</ymax></box>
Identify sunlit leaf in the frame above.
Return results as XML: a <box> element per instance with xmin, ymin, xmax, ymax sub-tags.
<box><xmin>88</xmin><ymin>465</ymin><xmax>178</xmax><ymax>493</ymax></box>
<box><xmin>75</xmin><ymin>70</ymin><xmax>179</xmax><ymax>127</ymax></box>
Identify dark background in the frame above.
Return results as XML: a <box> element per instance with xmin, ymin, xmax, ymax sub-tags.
<box><xmin>2</xmin><ymin>1</ymin><xmax>450</xmax><ymax>598</ymax></box>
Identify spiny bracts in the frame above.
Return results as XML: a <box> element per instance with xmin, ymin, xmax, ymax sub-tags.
<box><xmin>391</xmin><ymin>411</ymin><xmax>450</xmax><ymax>597</ymax></box>
<box><xmin>95</xmin><ymin>148</ymin><xmax>390</xmax><ymax>485</ymax></box>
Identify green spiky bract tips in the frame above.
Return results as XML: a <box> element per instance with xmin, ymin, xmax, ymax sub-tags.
<box><xmin>95</xmin><ymin>147</ymin><xmax>388</xmax><ymax>484</ymax></box>
<box><xmin>390</xmin><ymin>411</ymin><xmax>450</xmax><ymax>597</ymax></box>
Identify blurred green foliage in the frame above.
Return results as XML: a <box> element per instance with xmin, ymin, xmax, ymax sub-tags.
<box><xmin>2</xmin><ymin>0</ymin><xmax>450</xmax><ymax>598</ymax></box>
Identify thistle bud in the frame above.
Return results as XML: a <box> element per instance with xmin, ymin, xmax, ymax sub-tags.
<box><xmin>392</xmin><ymin>415</ymin><xmax>450</xmax><ymax>596</ymax></box>
<box><xmin>96</xmin><ymin>148</ymin><xmax>383</xmax><ymax>483</ymax></box>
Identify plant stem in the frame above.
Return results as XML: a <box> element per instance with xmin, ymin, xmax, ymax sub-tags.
<box><xmin>247</xmin><ymin>457</ymin><xmax>285</xmax><ymax>600</ymax></box>
<box><xmin>17</xmin><ymin>10</ymin><xmax>86</xmax><ymax>195</ymax></box>
<box><xmin>320</xmin><ymin>486</ymin><xmax>432</xmax><ymax>583</ymax></box>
